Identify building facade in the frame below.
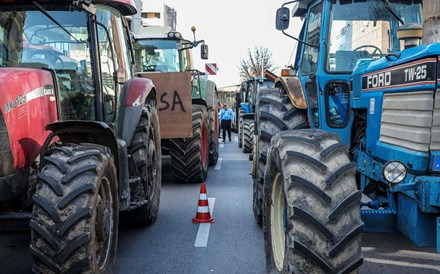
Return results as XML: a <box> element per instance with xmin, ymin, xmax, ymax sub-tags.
<box><xmin>131</xmin><ymin>1</ymin><xmax>177</xmax><ymax>34</ymax></box>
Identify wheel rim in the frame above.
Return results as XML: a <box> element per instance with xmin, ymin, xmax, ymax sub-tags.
<box><xmin>201</xmin><ymin>123</ymin><xmax>207</xmax><ymax>167</ymax></box>
<box><xmin>270</xmin><ymin>173</ymin><xmax>285</xmax><ymax>271</ymax></box>
<box><xmin>95</xmin><ymin>176</ymin><xmax>113</xmax><ymax>271</ymax></box>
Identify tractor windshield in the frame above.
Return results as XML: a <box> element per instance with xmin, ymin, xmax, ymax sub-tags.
<box><xmin>135</xmin><ymin>39</ymin><xmax>193</xmax><ymax>72</ymax></box>
<box><xmin>0</xmin><ymin>4</ymin><xmax>95</xmax><ymax>120</ymax></box>
<box><xmin>0</xmin><ymin>5</ymin><xmax>90</xmax><ymax>71</ymax></box>
<box><xmin>327</xmin><ymin>0</ymin><xmax>422</xmax><ymax>72</ymax></box>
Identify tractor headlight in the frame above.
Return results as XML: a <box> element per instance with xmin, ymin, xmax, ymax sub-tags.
<box><xmin>168</xmin><ymin>32</ymin><xmax>182</xmax><ymax>39</ymax></box>
<box><xmin>383</xmin><ymin>161</ymin><xmax>407</xmax><ymax>184</ymax></box>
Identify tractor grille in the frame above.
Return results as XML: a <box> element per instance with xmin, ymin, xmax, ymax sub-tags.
<box><xmin>380</xmin><ymin>91</ymin><xmax>434</xmax><ymax>152</ymax></box>
<box><xmin>430</xmin><ymin>91</ymin><xmax>440</xmax><ymax>151</ymax></box>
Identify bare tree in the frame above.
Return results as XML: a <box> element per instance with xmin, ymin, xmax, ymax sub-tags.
<box><xmin>239</xmin><ymin>46</ymin><xmax>277</xmax><ymax>79</ymax></box>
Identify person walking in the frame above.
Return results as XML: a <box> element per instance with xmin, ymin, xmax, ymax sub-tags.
<box><xmin>219</xmin><ymin>104</ymin><xmax>234</xmax><ymax>142</ymax></box>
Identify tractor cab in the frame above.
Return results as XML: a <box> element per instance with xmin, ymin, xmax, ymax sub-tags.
<box><xmin>133</xmin><ymin>26</ymin><xmax>208</xmax><ymax>73</ymax></box>
<box><xmin>133</xmin><ymin>26</ymin><xmax>211</xmax><ymax>102</ymax></box>
<box><xmin>239</xmin><ymin>77</ymin><xmax>274</xmax><ymax>114</ymax></box>
<box><xmin>0</xmin><ymin>1</ymin><xmax>135</xmax><ymax>123</ymax></box>
<box><xmin>276</xmin><ymin>0</ymin><xmax>422</xmax><ymax>143</ymax></box>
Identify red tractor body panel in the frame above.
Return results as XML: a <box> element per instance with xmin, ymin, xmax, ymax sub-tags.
<box><xmin>124</xmin><ymin>77</ymin><xmax>155</xmax><ymax>107</ymax></box>
<box><xmin>0</xmin><ymin>68</ymin><xmax>57</xmax><ymax>169</ymax></box>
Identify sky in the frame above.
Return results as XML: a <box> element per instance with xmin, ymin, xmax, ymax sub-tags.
<box><xmin>161</xmin><ymin>0</ymin><xmax>302</xmax><ymax>88</ymax></box>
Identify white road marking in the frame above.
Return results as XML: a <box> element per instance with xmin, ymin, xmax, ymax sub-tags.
<box><xmin>234</xmin><ymin>136</ymin><xmax>238</xmax><ymax>142</ymax></box>
<box><xmin>194</xmin><ymin>198</ymin><xmax>215</xmax><ymax>247</ymax></box>
<box><xmin>220</xmin><ymin>143</ymin><xmax>224</xmax><ymax>149</ymax></box>
<box><xmin>214</xmin><ymin>158</ymin><xmax>222</xmax><ymax>170</ymax></box>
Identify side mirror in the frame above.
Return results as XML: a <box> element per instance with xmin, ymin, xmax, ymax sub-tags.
<box><xmin>201</xmin><ymin>44</ymin><xmax>209</xmax><ymax>60</ymax></box>
<box><xmin>114</xmin><ymin>67</ymin><xmax>128</xmax><ymax>84</ymax></box>
<box><xmin>276</xmin><ymin>7</ymin><xmax>290</xmax><ymax>31</ymax></box>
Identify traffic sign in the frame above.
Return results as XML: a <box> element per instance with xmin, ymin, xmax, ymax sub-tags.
<box><xmin>205</xmin><ymin>63</ymin><xmax>217</xmax><ymax>75</ymax></box>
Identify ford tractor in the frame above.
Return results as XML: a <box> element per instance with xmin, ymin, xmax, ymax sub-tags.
<box><xmin>252</xmin><ymin>0</ymin><xmax>440</xmax><ymax>273</ymax></box>
<box><xmin>236</xmin><ymin>77</ymin><xmax>274</xmax><ymax>153</ymax></box>
<box><xmin>0</xmin><ymin>0</ymin><xmax>162</xmax><ymax>272</ymax></box>
<box><xmin>134</xmin><ymin>26</ymin><xmax>219</xmax><ymax>183</ymax></box>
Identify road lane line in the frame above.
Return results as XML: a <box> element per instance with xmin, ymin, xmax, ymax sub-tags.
<box><xmin>194</xmin><ymin>198</ymin><xmax>215</xmax><ymax>247</ymax></box>
<box><xmin>214</xmin><ymin>158</ymin><xmax>222</xmax><ymax>170</ymax></box>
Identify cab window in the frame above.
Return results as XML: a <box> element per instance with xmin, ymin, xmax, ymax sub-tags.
<box><xmin>301</xmin><ymin>3</ymin><xmax>322</xmax><ymax>75</ymax></box>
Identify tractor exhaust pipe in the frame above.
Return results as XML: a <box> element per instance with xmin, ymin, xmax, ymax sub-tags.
<box><xmin>422</xmin><ymin>0</ymin><xmax>440</xmax><ymax>44</ymax></box>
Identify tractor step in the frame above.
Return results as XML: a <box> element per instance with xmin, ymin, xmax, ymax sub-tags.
<box><xmin>361</xmin><ymin>209</ymin><xmax>398</xmax><ymax>233</ymax></box>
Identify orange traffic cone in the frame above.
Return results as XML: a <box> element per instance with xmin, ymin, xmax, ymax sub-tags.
<box><xmin>192</xmin><ymin>183</ymin><xmax>214</xmax><ymax>223</ymax></box>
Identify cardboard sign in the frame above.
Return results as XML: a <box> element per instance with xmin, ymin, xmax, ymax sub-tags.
<box><xmin>137</xmin><ymin>72</ymin><xmax>193</xmax><ymax>138</ymax></box>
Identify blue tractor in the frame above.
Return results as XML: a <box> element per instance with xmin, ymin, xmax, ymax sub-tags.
<box><xmin>236</xmin><ymin>77</ymin><xmax>274</xmax><ymax>152</ymax></box>
<box><xmin>253</xmin><ymin>0</ymin><xmax>440</xmax><ymax>273</ymax></box>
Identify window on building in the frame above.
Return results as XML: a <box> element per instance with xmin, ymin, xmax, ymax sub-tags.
<box><xmin>142</xmin><ymin>12</ymin><xmax>160</xmax><ymax>19</ymax></box>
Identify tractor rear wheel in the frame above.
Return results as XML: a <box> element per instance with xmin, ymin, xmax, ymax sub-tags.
<box><xmin>238</xmin><ymin>108</ymin><xmax>244</xmax><ymax>148</ymax></box>
<box><xmin>253</xmin><ymin>87</ymin><xmax>307</xmax><ymax>224</ymax></box>
<box><xmin>242</xmin><ymin>118</ymin><xmax>254</xmax><ymax>153</ymax></box>
<box><xmin>30</xmin><ymin>144</ymin><xmax>118</xmax><ymax>274</ymax></box>
<box><xmin>170</xmin><ymin>105</ymin><xmax>209</xmax><ymax>183</ymax></box>
<box><xmin>263</xmin><ymin>129</ymin><xmax>364</xmax><ymax>273</ymax></box>
<box><xmin>120</xmin><ymin>103</ymin><xmax>162</xmax><ymax>225</ymax></box>
<box><xmin>208</xmin><ymin>107</ymin><xmax>219</xmax><ymax>166</ymax></box>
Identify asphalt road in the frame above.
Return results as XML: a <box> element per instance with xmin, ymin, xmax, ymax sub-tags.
<box><xmin>0</xmin><ymin>132</ymin><xmax>439</xmax><ymax>273</ymax></box>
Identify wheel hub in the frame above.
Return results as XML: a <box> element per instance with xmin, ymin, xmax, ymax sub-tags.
<box><xmin>271</xmin><ymin>173</ymin><xmax>285</xmax><ymax>271</ymax></box>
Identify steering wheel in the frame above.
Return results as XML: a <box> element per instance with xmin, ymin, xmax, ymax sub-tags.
<box><xmin>353</xmin><ymin>45</ymin><xmax>383</xmax><ymax>58</ymax></box>
<box><xmin>28</xmin><ymin>51</ymin><xmax>65</xmax><ymax>68</ymax></box>
<box><xmin>144</xmin><ymin>64</ymin><xmax>163</xmax><ymax>72</ymax></box>
<box><xmin>48</xmin><ymin>54</ymin><xmax>65</xmax><ymax>68</ymax></box>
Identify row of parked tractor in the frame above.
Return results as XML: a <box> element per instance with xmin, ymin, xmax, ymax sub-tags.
<box><xmin>1</xmin><ymin>0</ymin><xmax>440</xmax><ymax>273</ymax></box>
<box><xmin>0</xmin><ymin>0</ymin><xmax>219</xmax><ymax>272</ymax></box>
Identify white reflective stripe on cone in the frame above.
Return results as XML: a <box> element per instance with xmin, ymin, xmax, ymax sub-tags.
<box><xmin>197</xmin><ymin>206</ymin><xmax>209</xmax><ymax>213</ymax></box>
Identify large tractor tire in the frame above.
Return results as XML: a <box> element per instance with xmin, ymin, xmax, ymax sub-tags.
<box><xmin>263</xmin><ymin>129</ymin><xmax>364</xmax><ymax>273</ymax></box>
<box><xmin>208</xmin><ymin>107</ymin><xmax>219</xmax><ymax>166</ymax></box>
<box><xmin>238</xmin><ymin>108</ymin><xmax>245</xmax><ymax>148</ymax></box>
<box><xmin>170</xmin><ymin>105</ymin><xmax>209</xmax><ymax>183</ymax></box>
<box><xmin>242</xmin><ymin>118</ymin><xmax>254</xmax><ymax>153</ymax></box>
<box><xmin>253</xmin><ymin>87</ymin><xmax>308</xmax><ymax>224</ymax></box>
<box><xmin>30</xmin><ymin>144</ymin><xmax>119</xmax><ymax>274</ymax></box>
<box><xmin>120</xmin><ymin>103</ymin><xmax>162</xmax><ymax>225</ymax></box>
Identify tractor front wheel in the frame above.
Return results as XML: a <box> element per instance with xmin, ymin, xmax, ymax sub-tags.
<box><xmin>253</xmin><ymin>87</ymin><xmax>308</xmax><ymax>224</ymax></box>
<box><xmin>242</xmin><ymin>118</ymin><xmax>254</xmax><ymax>153</ymax></box>
<box><xmin>208</xmin><ymin>107</ymin><xmax>219</xmax><ymax>166</ymax></box>
<box><xmin>263</xmin><ymin>129</ymin><xmax>363</xmax><ymax>273</ymax></box>
<box><xmin>120</xmin><ymin>103</ymin><xmax>162</xmax><ymax>225</ymax></box>
<box><xmin>30</xmin><ymin>144</ymin><xmax>118</xmax><ymax>274</ymax></box>
<box><xmin>170</xmin><ymin>105</ymin><xmax>209</xmax><ymax>183</ymax></box>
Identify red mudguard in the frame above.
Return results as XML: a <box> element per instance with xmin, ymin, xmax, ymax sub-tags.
<box><xmin>124</xmin><ymin>77</ymin><xmax>155</xmax><ymax>107</ymax></box>
<box><xmin>0</xmin><ymin>68</ymin><xmax>57</xmax><ymax>170</ymax></box>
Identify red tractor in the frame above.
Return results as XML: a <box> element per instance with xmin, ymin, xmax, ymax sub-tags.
<box><xmin>0</xmin><ymin>0</ymin><xmax>161</xmax><ymax>273</ymax></box>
